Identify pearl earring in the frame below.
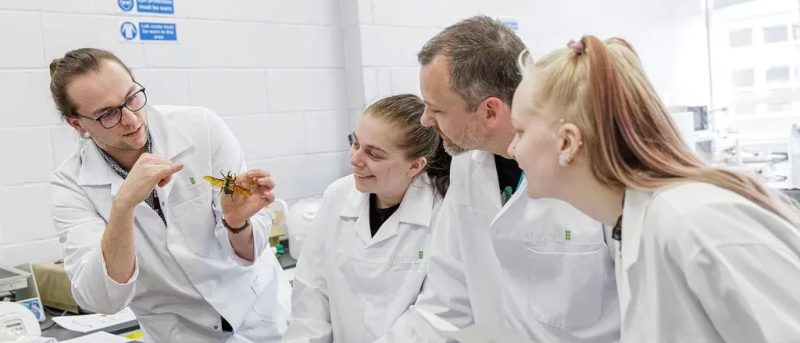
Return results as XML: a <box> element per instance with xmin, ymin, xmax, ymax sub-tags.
<box><xmin>558</xmin><ymin>154</ymin><xmax>567</xmax><ymax>167</ymax></box>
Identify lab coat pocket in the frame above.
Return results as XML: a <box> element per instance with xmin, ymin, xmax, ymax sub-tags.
<box><xmin>387</xmin><ymin>256</ymin><xmax>426</xmax><ymax>305</ymax></box>
<box><xmin>170</xmin><ymin>194</ymin><xmax>216</xmax><ymax>256</ymax></box>
<box><xmin>252</xmin><ymin>262</ymin><xmax>291</xmax><ymax>320</ymax></box>
<box><xmin>387</xmin><ymin>255</ymin><xmax>426</xmax><ymax>273</ymax></box>
<box><xmin>245</xmin><ymin>266</ymin><xmax>290</xmax><ymax>340</ymax></box>
<box><xmin>366</xmin><ymin>258</ymin><xmax>426</xmax><ymax>337</ymax></box>
<box><xmin>243</xmin><ymin>295</ymin><xmax>289</xmax><ymax>341</ymax></box>
<box><xmin>494</xmin><ymin>239</ymin><xmax>607</xmax><ymax>330</ymax></box>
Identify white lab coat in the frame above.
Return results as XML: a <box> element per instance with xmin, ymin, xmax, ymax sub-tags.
<box><xmin>51</xmin><ymin>106</ymin><xmax>291</xmax><ymax>343</ymax></box>
<box><xmin>381</xmin><ymin>150</ymin><xmax>620</xmax><ymax>343</ymax></box>
<box><xmin>284</xmin><ymin>173</ymin><xmax>442</xmax><ymax>343</ymax></box>
<box><xmin>613</xmin><ymin>182</ymin><xmax>800</xmax><ymax>342</ymax></box>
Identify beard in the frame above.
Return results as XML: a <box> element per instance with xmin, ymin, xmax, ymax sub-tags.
<box><xmin>438</xmin><ymin>117</ymin><xmax>485</xmax><ymax>156</ymax></box>
<box><xmin>442</xmin><ymin>138</ymin><xmax>468</xmax><ymax>156</ymax></box>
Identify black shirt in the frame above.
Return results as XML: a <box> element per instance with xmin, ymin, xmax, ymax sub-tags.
<box><xmin>494</xmin><ymin>154</ymin><xmax>523</xmax><ymax>205</ymax></box>
<box><xmin>369</xmin><ymin>193</ymin><xmax>401</xmax><ymax>237</ymax></box>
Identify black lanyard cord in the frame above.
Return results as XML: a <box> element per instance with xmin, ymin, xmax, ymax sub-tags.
<box><xmin>612</xmin><ymin>192</ymin><xmax>625</xmax><ymax>241</ymax></box>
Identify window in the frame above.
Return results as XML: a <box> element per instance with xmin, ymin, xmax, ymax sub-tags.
<box><xmin>765</xmin><ymin>88</ymin><xmax>795</xmax><ymax>103</ymax></box>
<box><xmin>707</xmin><ymin>0</ymin><xmax>800</xmax><ymax>187</ymax></box>
<box><xmin>731</xmin><ymin>69</ymin><xmax>755</xmax><ymax>88</ymax></box>
<box><xmin>765</xmin><ymin>66</ymin><xmax>790</xmax><ymax>83</ymax></box>
<box><xmin>732</xmin><ymin>104</ymin><xmax>758</xmax><ymax>115</ymax></box>
<box><xmin>763</xmin><ymin>25</ymin><xmax>789</xmax><ymax>43</ymax></box>
<box><xmin>729</xmin><ymin>28</ymin><xmax>752</xmax><ymax>47</ymax></box>
<box><xmin>731</xmin><ymin>91</ymin><xmax>758</xmax><ymax>115</ymax></box>
<box><xmin>767</xmin><ymin>102</ymin><xmax>791</xmax><ymax>113</ymax></box>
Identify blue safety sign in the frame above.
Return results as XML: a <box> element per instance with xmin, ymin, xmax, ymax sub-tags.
<box><xmin>120</xmin><ymin>21</ymin><xmax>138</xmax><ymax>40</ymax></box>
<box><xmin>501</xmin><ymin>18</ymin><xmax>518</xmax><ymax>32</ymax></box>
<box><xmin>139</xmin><ymin>22</ymin><xmax>177</xmax><ymax>41</ymax></box>
<box><xmin>117</xmin><ymin>0</ymin><xmax>134</xmax><ymax>12</ymax></box>
<box><xmin>137</xmin><ymin>0</ymin><xmax>174</xmax><ymax>15</ymax></box>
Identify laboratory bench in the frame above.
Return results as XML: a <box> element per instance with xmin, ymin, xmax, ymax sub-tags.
<box><xmin>40</xmin><ymin>249</ymin><xmax>297</xmax><ymax>342</ymax></box>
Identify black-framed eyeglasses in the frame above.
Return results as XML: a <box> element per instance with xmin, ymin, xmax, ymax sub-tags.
<box><xmin>73</xmin><ymin>81</ymin><xmax>147</xmax><ymax>129</ymax></box>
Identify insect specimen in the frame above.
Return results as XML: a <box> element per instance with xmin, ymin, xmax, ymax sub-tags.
<box><xmin>203</xmin><ymin>170</ymin><xmax>251</xmax><ymax>197</ymax></box>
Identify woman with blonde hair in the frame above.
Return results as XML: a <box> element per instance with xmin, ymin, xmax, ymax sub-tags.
<box><xmin>507</xmin><ymin>36</ymin><xmax>800</xmax><ymax>342</ymax></box>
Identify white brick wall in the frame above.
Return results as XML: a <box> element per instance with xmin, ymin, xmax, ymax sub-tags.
<box><xmin>188</xmin><ymin>70</ymin><xmax>269</xmax><ymax>115</ymax></box>
<box><xmin>0</xmin><ymin>11</ymin><xmax>45</xmax><ymax>68</ymax></box>
<box><xmin>0</xmin><ymin>1</ymin><xmax>351</xmax><ymax>265</ymax></box>
<box><xmin>347</xmin><ymin>0</ymin><xmax>710</xmax><ymax>110</ymax></box>
<box><xmin>0</xmin><ymin>0</ymin><xmax>710</xmax><ymax>265</ymax></box>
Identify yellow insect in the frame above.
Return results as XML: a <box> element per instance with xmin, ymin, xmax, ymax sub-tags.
<box><xmin>203</xmin><ymin>170</ymin><xmax>251</xmax><ymax>197</ymax></box>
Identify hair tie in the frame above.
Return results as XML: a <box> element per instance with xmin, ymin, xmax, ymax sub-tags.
<box><xmin>567</xmin><ymin>39</ymin><xmax>585</xmax><ymax>54</ymax></box>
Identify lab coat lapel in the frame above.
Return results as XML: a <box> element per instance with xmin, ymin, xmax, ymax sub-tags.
<box><xmin>76</xmin><ymin>139</ymin><xmax>122</xmax><ymax>222</ymax></box>
<box><xmin>492</xmin><ymin>176</ymin><xmax>526</xmax><ymax>228</ymax></box>
<box><xmin>369</xmin><ymin>174</ymin><xmax>435</xmax><ymax>246</ymax></box>
<box><xmin>77</xmin><ymin>139</ymin><xmax>118</xmax><ymax>189</ymax></box>
<box><xmin>621</xmin><ymin>188</ymin><xmax>648</xmax><ymax>271</ymax></box>
<box><xmin>616</xmin><ymin>188</ymin><xmax>650</xmax><ymax>323</ymax></box>
<box><xmin>469</xmin><ymin>151</ymin><xmax>503</xmax><ymax>219</ymax></box>
<box><xmin>339</xmin><ymin>183</ymin><xmax>372</xmax><ymax>246</ymax></box>
<box><xmin>146</xmin><ymin>106</ymin><xmax>193</xmax><ymax>202</ymax></box>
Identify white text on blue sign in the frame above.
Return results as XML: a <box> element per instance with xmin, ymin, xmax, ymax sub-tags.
<box><xmin>139</xmin><ymin>22</ymin><xmax>177</xmax><ymax>41</ymax></box>
<box><xmin>137</xmin><ymin>0</ymin><xmax>174</xmax><ymax>15</ymax></box>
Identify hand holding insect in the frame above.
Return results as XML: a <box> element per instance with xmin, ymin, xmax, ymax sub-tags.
<box><xmin>207</xmin><ymin>169</ymin><xmax>276</xmax><ymax>228</ymax></box>
<box><xmin>115</xmin><ymin>153</ymin><xmax>184</xmax><ymax>210</ymax></box>
<box><xmin>203</xmin><ymin>172</ymin><xmax>251</xmax><ymax>197</ymax></box>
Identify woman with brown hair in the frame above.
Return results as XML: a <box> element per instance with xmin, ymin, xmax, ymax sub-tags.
<box><xmin>284</xmin><ymin>94</ymin><xmax>451</xmax><ymax>343</ymax></box>
<box><xmin>508</xmin><ymin>36</ymin><xmax>800</xmax><ymax>342</ymax></box>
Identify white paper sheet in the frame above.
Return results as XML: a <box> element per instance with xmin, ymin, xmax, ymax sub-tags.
<box><xmin>60</xmin><ymin>331</ymin><xmax>132</xmax><ymax>342</ymax></box>
<box><xmin>52</xmin><ymin>308</ymin><xmax>136</xmax><ymax>333</ymax></box>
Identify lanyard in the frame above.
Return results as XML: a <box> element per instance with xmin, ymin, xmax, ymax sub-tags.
<box><xmin>612</xmin><ymin>192</ymin><xmax>625</xmax><ymax>241</ymax></box>
<box><xmin>501</xmin><ymin>172</ymin><xmax>526</xmax><ymax>205</ymax></box>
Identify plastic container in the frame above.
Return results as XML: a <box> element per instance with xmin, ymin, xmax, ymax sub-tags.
<box><xmin>286</xmin><ymin>197</ymin><xmax>323</xmax><ymax>260</ymax></box>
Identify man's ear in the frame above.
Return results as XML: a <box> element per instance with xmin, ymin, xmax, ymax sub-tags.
<box><xmin>65</xmin><ymin>117</ymin><xmax>89</xmax><ymax>137</ymax></box>
<box><xmin>478</xmin><ymin>96</ymin><xmax>509</xmax><ymax>129</ymax></box>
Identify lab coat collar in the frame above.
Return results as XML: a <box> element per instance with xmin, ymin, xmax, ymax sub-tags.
<box><xmin>464</xmin><ymin>150</ymin><xmax>503</xmax><ymax>215</ymax></box>
<box><xmin>339</xmin><ymin>174</ymin><xmax>436</xmax><ymax>246</ymax></box>
<box><xmin>146</xmin><ymin>105</ymin><xmax>193</xmax><ymax>161</ymax></box>
<box><xmin>621</xmin><ymin>188</ymin><xmax>652</xmax><ymax>270</ymax></box>
<box><xmin>616</xmin><ymin>187</ymin><xmax>654</xmax><ymax>324</ymax></box>
<box><xmin>392</xmin><ymin>173</ymin><xmax>436</xmax><ymax>228</ymax></box>
<box><xmin>469</xmin><ymin>149</ymin><xmax>491</xmax><ymax>164</ymax></box>
<box><xmin>339</xmin><ymin>177</ymin><xmax>367</xmax><ymax>219</ymax></box>
<box><xmin>76</xmin><ymin>139</ymin><xmax>121</xmax><ymax>189</ymax></box>
<box><xmin>491</xmin><ymin>176</ymin><xmax>527</xmax><ymax>227</ymax></box>
<box><xmin>145</xmin><ymin>106</ymin><xmax>193</xmax><ymax>200</ymax></box>
<box><xmin>76</xmin><ymin>106</ymin><xmax>194</xmax><ymax>197</ymax></box>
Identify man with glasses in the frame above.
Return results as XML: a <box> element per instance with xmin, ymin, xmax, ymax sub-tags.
<box><xmin>49</xmin><ymin>48</ymin><xmax>290</xmax><ymax>342</ymax></box>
